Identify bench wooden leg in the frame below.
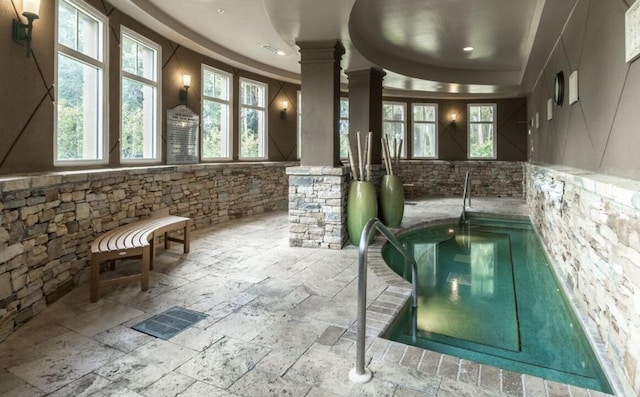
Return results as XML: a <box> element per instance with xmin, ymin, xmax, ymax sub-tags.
<box><xmin>183</xmin><ymin>224</ymin><xmax>190</xmax><ymax>254</ymax></box>
<box><xmin>90</xmin><ymin>256</ymin><xmax>100</xmax><ymax>302</ymax></box>
<box><xmin>149</xmin><ymin>237</ymin><xmax>155</xmax><ymax>271</ymax></box>
<box><xmin>164</xmin><ymin>232</ymin><xmax>170</xmax><ymax>249</ymax></box>
<box><xmin>141</xmin><ymin>246</ymin><xmax>150</xmax><ymax>291</ymax></box>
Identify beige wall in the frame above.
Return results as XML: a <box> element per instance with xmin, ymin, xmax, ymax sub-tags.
<box><xmin>528</xmin><ymin>0</ymin><xmax>640</xmax><ymax>182</ymax></box>
<box><xmin>0</xmin><ymin>0</ymin><xmax>300</xmax><ymax>175</ymax></box>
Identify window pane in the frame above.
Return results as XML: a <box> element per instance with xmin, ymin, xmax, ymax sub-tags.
<box><xmin>240</xmin><ymin>108</ymin><xmax>264</xmax><ymax>157</ymax></box>
<box><xmin>413</xmin><ymin>105</ymin><xmax>435</xmax><ymax>122</ymax></box>
<box><xmin>203</xmin><ymin>71</ymin><xmax>229</xmax><ymax>100</ymax></box>
<box><xmin>469</xmin><ymin>124</ymin><xmax>494</xmax><ymax>158</ymax></box>
<box><xmin>241</xmin><ymin>82</ymin><xmax>264</xmax><ymax>107</ymax></box>
<box><xmin>340</xmin><ymin>99</ymin><xmax>349</xmax><ymax>118</ymax></box>
<box><xmin>339</xmin><ymin>119</ymin><xmax>349</xmax><ymax>158</ymax></box>
<box><xmin>77</xmin><ymin>10</ymin><xmax>100</xmax><ymax>59</ymax></box>
<box><xmin>58</xmin><ymin>1</ymin><xmax>77</xmax><ymax>49</ymax></box>
<box><xmin>413</xmin><ymin>123</ymin><xmax>436</xmax><ymax>158</ymax></box>
<box><xmin>121</xmin><ymin>36</ymin><xmax>136</xmax><ymax>75</ymax></box>
<box><xmin>480</xmin><ymin>106</ymin><xmax>494</xmax><ymax>122</ymax></box>
<box><xmin>56</xmin><ymin>54</ymin><xmax>102</xmax><ymax>161</ymax></box>
<box><xmin>202</xmin><ymin>99</ymin><xmax>229</xmax><ymax>158</ymax></box>
<box><xmin>137</xmin><ymin>43</ymin><xmax>156</xmax><ymax>80</ymax></box>
<box><xmin>121</xmin><ymin>78</ymin><xmax>156</xmax><ymax>159</ymax></box>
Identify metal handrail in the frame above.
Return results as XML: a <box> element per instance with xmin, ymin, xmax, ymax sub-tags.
<box><xmin>461</xmin><ymin>169</ymin><xmax>472</xmax><ymax>222</ymax></box>
<box><xmin>349</xmin><ymin>218</ymin><xmax>418</xmax><ymax>384</ymax></box>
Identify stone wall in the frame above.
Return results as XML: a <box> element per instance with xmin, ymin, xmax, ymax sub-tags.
<box><xmin>287</xmin><ymin>166</ymin><xmax>349</xmax><ymax>249</ymax></box>
<box><xmin>526</xmin><ymin>163</ymin><xmax>640</xmax><ymax>396</ymax></box>
<box><xmin>0</xmin><ymin>162</ymin><xmax>292</xmax><ymax>342</ymax></box>
<box><xmin>397</xmin><ymin>161</ymin><xmax>525</xmax><ymax>198</ymax></box>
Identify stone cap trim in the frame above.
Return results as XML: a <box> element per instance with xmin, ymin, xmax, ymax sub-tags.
<box><xmin>0</xmin><ymin>162</ymin><xmax>298</xmax><ymax>193</ymax></box>
<box><xmin>528</xmin><ymin>163</ymin><xmax>640</xmax><ymax>210</ymax></box>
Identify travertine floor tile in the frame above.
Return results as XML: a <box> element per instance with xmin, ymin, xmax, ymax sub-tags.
<box><xmin>229</xmin><ymin>369</ymin><xmax>311</xmax><ymax>396</ymax></box>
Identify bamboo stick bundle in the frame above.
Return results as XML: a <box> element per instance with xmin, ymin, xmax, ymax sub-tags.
<box><xmin>365</xmin><ymin>131</ymin><xmax>372</xmax><ymax>182</ymax></box>
<box><xmin>356</xmin><ymin>131</ymin><xmax>364</xmax><ymax>182</ymax></box>
<box><xmin>382</xmin><ymin>137</ymin><xmax>393</xmax><ymax>176</ymax></box>
<box><xmin>347</xmin><ymin>138</ymin><xmax>359</xmax><ymax>181</ymax></box>
<box><xmin>396</xmin><ymin>139</ymin><xmax>403</xmax><ymax>169</ymax></box>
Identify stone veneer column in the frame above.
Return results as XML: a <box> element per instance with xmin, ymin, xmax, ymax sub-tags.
<box><xmin>287</xmin><ymin>166</ymin><xmax>349</xmax><ymax>249</ymax></box>
<box><xmin>289</xmin><ymin>40</ymin><xmax>349</xmax><ymax>248</ymax></box>
<box><xmin>346</xmin><ymin>68</ymin><xmax>386</xmax><ymax>165</ymax></box>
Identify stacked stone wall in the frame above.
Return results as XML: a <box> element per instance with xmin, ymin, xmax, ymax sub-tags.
<box><xmin>287</xmin><ymin>167</ymin><xmax>349</xmax><ymax>249</ymax></box>
<box><xmin>0</xmin><ymin>162</ymin><xmax>291</xmax><ymax>342</ymax></box>
<box><xmin>397</xmin><ymin>160</ymin><xmax>524</xmax><ymax>198</ymax></box>
<box><xmin>527</xmin><ymin>163</ymin><xmax>640</xmax><ymax>396</ymax></box>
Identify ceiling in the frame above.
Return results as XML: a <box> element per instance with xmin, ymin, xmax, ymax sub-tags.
<box><xmin>109</xmin><ymin>0</ymin><xmax>577</xmax><ymax>98</ymax></box>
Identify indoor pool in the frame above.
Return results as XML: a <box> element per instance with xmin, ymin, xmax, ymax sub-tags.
<box><xmin>382</xmin><ymin>215</ymin><xmax>612</xmax><ymax>393</ymax></box>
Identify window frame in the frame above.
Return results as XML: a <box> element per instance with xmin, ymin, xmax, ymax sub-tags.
<box><xmin>411</xmin><ymin>103</ymin><xmax>439</xmax><ymax>159</ymax></box>
<box><xmin>201</xmin><ymin>64</ymin><xmax>233</xmax><ymax>161</ymax></box>
<box><xmin>238</xmin><ymin>77</ymin><xmax>268</xmax><ymax>160</ymax></box>
<box><xmin>119</xmin><ymin>26</ymin><xmax>162</xmax><ymax>164</ymax></box>
<box><xmin>382</xmin><ymin>101</ymin><xmax>408</xmax><ymax>158</ymax></box>
<box><xmin>54</xmin><ymin>0</ymin><xmax>108</xmax><ymax>166</ymax></box>
<box><xmin>467</xmin><ymin>103</ymin><xmax>497</xmax><ymax>160</ymax></box>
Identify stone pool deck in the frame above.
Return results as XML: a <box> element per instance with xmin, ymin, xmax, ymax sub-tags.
<box><xmin>0</xmin><ymin>198</ymin><xmax>613</xmax><ymax>396</ymax></box>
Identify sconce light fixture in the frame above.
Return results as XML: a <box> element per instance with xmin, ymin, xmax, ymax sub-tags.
<box><xmin>280</xmin><ymin>99</ymin><xmax>288</xmax><ymax>119</ymax></box>
<box><xmin>12</xmin><ymin>0</ymin><xmax>41</xmax><ymax>58</ymax></box>
<box><xmin>450</xmin><ymin>113</ymin><xmax>457</xmax><ymax>127</ymax></box>
<box><xmin>179</xmin><ymin>74</ymin><xmax>191</xmax><ymax>106</ymax></box>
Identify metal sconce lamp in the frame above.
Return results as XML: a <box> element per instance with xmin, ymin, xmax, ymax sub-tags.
<box><xmin>12</xmin><ymin>0</ymin><xmax>41</xmax><ymax>58</ymax></box>
<box><xmin>180</xmin><ymin>74</ymin><xmax>191</xmax><ymax>106</ymax></box>
<box><xmin>450</xmin><ymin>113</ymin><xmax>457</xmax><ymax>127</ymax></box>
<box><xmin>280</xmin><ymin>99</ymin><xmax>288</xmax><ymax>119</ymax></box>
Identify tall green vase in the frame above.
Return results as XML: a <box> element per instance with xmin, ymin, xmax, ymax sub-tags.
<box><xmin>380</xmin><ymin>175</ymin><xmax>405</xmax><ymax>227</ymax></box>
<box><xmin>347</xmin><ymin>181</ymin><xmax>378</xmax><ymax>246</ymax></box>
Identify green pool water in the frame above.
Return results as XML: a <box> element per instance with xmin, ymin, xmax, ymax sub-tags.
<box><xmin>382</xmin><ymin>215</ymin><xmax>612</xmax><ymax>393</ymax></box>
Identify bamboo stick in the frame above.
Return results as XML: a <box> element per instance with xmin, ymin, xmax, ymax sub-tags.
<box><xmin>356</xmin><ymin>131</ymin><xmax>364</xmax><ymax>182</ymax></box>
<box><xmin>383</xmin><ymin>137</ymin><xmax>393</xmax><ymax>176</ymax></box>
<box><xmin>347</xmin><ymin>138</ymin><xmax>358</xmax><ymax>181</ymax></box>
<box><xmin>397</xmin><ymin>139</ymin><xmax>403</xmax><ymax>168</ymax></box>
<box><xmin>366</xmin><ymin>131</ymin><xmax>372</xmax><ymax>181</ymax></box>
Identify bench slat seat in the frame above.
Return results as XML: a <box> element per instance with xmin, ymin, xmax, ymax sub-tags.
<box><xmin>90</xmin><ymin>215</ymin><xmax>191</xmax><ymax>302</ymax></box>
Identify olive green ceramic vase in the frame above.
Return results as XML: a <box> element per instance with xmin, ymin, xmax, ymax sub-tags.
<box><xmin>380</xmin><ymin>175</ymin><xmax>404</xmax><ymax>227</ymax></box>
<box><xmin>347</xmin><ymin>181</ymin><xmax>378</xmax><ymax>246</ymax></box>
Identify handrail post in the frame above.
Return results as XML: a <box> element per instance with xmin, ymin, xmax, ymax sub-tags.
<box><xmin>349</xmin><ymin>218</ymin><xmax>418</xmax><ymax>384</ymax></box>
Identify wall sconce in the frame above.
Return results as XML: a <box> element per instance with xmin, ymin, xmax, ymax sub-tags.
<box><xmin>450</xmin><ymin>113</ymin><xmax>457</xmax><ymax>127</ymax></box>
<box><xmin>12</xmin><ymin>0</ymin><xmax>41</xmax><ymax>58</ymax></box>
<box><xmin>179</xmin><ymin>74</ymin><xmax>191</xmax><ymax>106</ymax></box>
<box><xmin>280</xmin><ymin>99</ymin><xmax>288</xmax><ymax>119</ymax></box>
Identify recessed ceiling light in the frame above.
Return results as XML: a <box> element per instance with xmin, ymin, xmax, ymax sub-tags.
<box><xmin>463</xmin><ymin>46</ymin><xmax>475</xmax><ymax>52</ymax></box>
<box><xmin>276</xmin><ymin>50</ymin><xmax>286</xmax><ymax>56</ymax></box>
<box><xmin>217</xmin><ymin>8</ymin><xmax>225</xmax><ymax>14</ymax></box>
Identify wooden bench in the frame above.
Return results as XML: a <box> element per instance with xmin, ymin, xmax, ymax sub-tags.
<box><xmin>90</xmin><ymin>215</ymin><xmax>191</xmax><ymax>302</ymax></box>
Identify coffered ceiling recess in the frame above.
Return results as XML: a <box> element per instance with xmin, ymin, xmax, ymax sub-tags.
<box><xmin>109</xmin><ymin>0</ymin><xmax>577</xmax><ymax>98</ymax></box>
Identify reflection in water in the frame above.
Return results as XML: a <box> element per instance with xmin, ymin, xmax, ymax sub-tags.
<box><xmin>471</xmin><ymin>242</ymin><xmax>496</xmax><ymax>296</ymax></box>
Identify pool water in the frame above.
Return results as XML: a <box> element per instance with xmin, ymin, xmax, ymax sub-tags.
<box><xmin>382</xmin><ymin>215</ymin><xmax>612</xmax><ymax>393</ymax></box>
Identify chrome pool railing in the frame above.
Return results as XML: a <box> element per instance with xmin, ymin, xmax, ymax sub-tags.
<box><xmin>349</xmin><ymin>218</ymin><xmax>418</xmax><ymax>384</ymax></box>
<box><xmin>461</xmin><ymin>169</ymin><xmax>472</xmax><ymax>223</ymax></box>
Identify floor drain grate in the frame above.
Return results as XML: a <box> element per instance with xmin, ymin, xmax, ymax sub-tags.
<box><xmin>131</xmin><ymin>306</ymin><xmax>208</xmax><ymax>340</ymax></box>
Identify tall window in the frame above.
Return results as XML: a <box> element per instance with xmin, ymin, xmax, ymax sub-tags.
<box><xmin>201</xmin><ymin>65</ymin><xmax>231</xmax><ymax>159</ymax></box>
<box><xmin>468</xmin><ymin>104</ymin><xmax>497</xmax><ymax>159</ymax></box>
<box><xmin>120</xmin><ymin>27</ymin><xmax>161</xmax><ymax>162</ymax></box>
<box><xmin>239</xmin><ymin>78</ymin><xmax>267</xmax><ymax>159</ymax></box>
<box><xmin>383</xmin><ymin>101</ymin><xmax>407</xmax><ymax>157</ymax></box>
<box><xmin>339</xmin><ymin>98</ymin><xmax>349</xmax><ymax>158</ymax></box>
<box><xmin>412</xmin><ymin>104</ymin><xmax>438</xmax><ymax>158</ymax></box>
<box><xmin>55</xmin><ymin>0</ymin><xmax>107</xmax><ymax>164</ymax></box>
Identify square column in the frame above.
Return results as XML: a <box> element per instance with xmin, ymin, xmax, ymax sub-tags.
<box><xmin>346</xmin><ymin>68</ymin><xmax>386</xmax><ymax>166</ymax></box>
<box><xmin>287</xmin><ymin>166</ymin><xmax>349</xmax><ymax>249</ymax></box>
<box><xmin>296</xmin><ymin>40</ymin><xmax>345</xmax><ymax>167</ymax></box>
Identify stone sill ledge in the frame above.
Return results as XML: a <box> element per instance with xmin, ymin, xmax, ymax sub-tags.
<box><xmin>286</xmin><ymin>166</ymin><xmax>350</xmax><ymax>176</ymax></box>
<box><xmin>529</xmin><ymin>163</ymin><xmax>640</xmax><ymax>210</ymax></box>
<box><xmin>0</xmin><ymin>162</ymin><xmax>299</xmax><ymax>194</ymax></box>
